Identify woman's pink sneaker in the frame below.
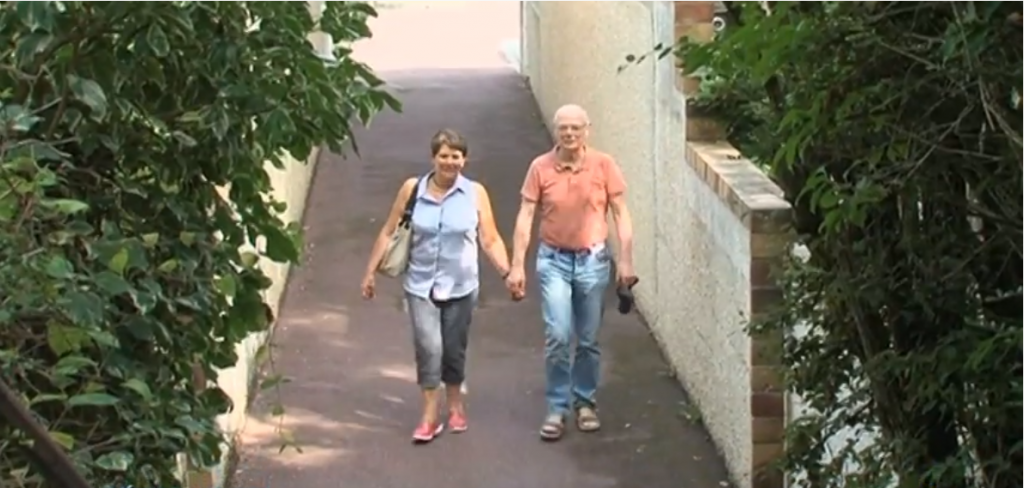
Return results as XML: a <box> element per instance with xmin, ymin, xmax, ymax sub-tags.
<box><xmin>411</xmin><ymin>421</ymin><xmax>443</xmax><ymax>443</ymax></box>
<box><xmin>448</xmin><ymin>411</ymin><xmax>468</xmax><ymax>433</ymax></box>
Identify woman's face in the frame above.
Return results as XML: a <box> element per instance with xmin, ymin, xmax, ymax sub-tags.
<box><xmin>432</xmin><ymin>144</ymin><xmax>466</xmax><ymax>178</ymax></box>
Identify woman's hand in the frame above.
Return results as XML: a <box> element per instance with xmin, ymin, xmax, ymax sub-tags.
<box><xmin>361</xmin><ymin>273</ymin><xmax>376</xmax><ymax>299</ymax></box>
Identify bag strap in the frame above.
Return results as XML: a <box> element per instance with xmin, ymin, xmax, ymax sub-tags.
<box><xmin>399</xmin><ymin>176</ymin><xmax>425</xmax><ymax>225</ymax></box>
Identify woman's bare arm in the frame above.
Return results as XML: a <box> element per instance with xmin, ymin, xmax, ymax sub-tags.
<box><xmin>364</xmin><ymin>177</ymin><xmax>418</xmax><ymax>277</ymax></box>
<box><xmin>474</xmin><ymin>182</ymin><xmax>511</xmax><ymax>276</ymax></box>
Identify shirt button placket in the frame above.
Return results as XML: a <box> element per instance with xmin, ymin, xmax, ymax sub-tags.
<box><xmin>433</xmin><ymin>205</ymin><xmax>445</xmax><ymax>296</ymax></box>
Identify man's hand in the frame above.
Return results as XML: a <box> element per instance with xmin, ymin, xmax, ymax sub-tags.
<box><xmin>616</xmin><ymin>262</ymin><xmax>636</xmax><ymax>286</ymax></box>
<box><xmin>510</xmin><ymin>198</ymin><xmax>536</xmax><ymax>302</ymax></box>
<box><xmin>505</xmin><ymin>266</ymin><xmax>526</xmax><ymax>300</ymax></box>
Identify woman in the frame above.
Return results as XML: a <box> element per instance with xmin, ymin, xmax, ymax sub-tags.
<box><xmin>361</xmin><ymin>129</ymin><xmax>511</xmax><ymax>443</ymax></box>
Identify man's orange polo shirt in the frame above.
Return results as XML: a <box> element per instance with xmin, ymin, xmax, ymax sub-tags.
<box><xmin>520</xmin><ymin>147</ymin><xmax>626</xmax><ymax>250</ymax></box>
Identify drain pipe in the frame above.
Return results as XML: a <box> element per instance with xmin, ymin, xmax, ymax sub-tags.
<box><xmin>648</xmin><ymin>1</ymin><xmax>678</xmax><ymax>300</ymax></box>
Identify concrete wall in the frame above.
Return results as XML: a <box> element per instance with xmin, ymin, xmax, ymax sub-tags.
<box><xmin>522</xmin><ymin>3</ymin><xmax>791</xmax><ymax>488</ymax></box>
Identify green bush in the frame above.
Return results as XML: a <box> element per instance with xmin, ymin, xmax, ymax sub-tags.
<box><xmin>677</xmin><ymin>2</ymin><xmax>1021</xmax><ymax>487</ymax></box>
<box><xmin>0</xmin><ymin>2</ymin><xmax>396</xmax><ymax>487</ymax></box>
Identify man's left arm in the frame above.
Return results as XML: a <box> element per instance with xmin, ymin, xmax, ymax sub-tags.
<box><xmin>605</xmin><ymin>158</ymin><xmax>634</xmax><ymax>279</ymax></box>
<box><xmin>609</xmin><ymin>195</ymin><xmax>634</xmax><ymax>269</ymax></box>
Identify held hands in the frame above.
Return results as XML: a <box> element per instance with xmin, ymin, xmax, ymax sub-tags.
<box><xmin>364</xmin><ymin>265</ymin><xmax>629</xmax><ymax>302</ymax></box>
<box><xmin>363</xmin><ymin>270</ymin><xmax>524</xmax><ymax>301</ymax></box>
<box><xmin>504</xmin><ymin>266</ymin><xmax>526</xmax><ymax>301</ymax></box>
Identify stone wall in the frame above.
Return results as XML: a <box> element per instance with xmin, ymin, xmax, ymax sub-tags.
<box><xmin>521</xmin><ymin>2</ymin><xmax>792</xmax><ymax>487</ymax></box>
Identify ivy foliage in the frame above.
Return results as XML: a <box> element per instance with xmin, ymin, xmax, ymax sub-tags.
<box><xmin>0</xmin><ymin>2</ymin><xmax>396</xmax><ymax>487</ymax></box>
<box><xmin>677</xmin><ymin>2</ymin><xmax>1021</xmax><ymax>487</ymax></box>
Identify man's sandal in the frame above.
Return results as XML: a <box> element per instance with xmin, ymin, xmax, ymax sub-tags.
<box><xmin>539</xmin><ymin>414</ymin><xmax>565</xmax><ymax>441</ymax></box>
<box><xmin>576</xmin><ymin>406</ymin><xmax>601</xmax><ymax>432</ymax></box>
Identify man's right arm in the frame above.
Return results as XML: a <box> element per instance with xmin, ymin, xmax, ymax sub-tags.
<box><xmin>512</xmin><ymin>161</ymin><xmax>542</xmax><ymax>270</ymax></box>
<box><xmin>511</xmin><ymin>199</ymin><xmax>536</xmax><ymax>270</ymax></box>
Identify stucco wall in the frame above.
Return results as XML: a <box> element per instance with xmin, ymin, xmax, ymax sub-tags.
<box><xmin>184</xmin><ymin>3</ymin><xmax>331</xmax><ymax>487</ymax></box>
<box><xmin>522</xmin><ymin>3</ymin><xmax>791</xmax><ymax>488</ymax></box>
<box><xmin>179</xmin><ymin>149</ymin><xmax>320</xmax><ymax>488</ymax></box>
<box><xmin>196</xmin><ymin>149</ymin><xmax>320</xmax><ymax>488</ymax></box>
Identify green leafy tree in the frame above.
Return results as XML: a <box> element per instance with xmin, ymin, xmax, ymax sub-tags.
<box><xmin>675</xmin><ymin>2</ymin><xmax>1021</xmax><ymax>487</ymax></box>
<box><xmin>0</xmin><ymin>2</ymin><xmax>397</xmax><ymax>487</ymax></box>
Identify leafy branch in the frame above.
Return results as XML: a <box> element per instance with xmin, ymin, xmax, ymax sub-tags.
<box><xmin>0</xmin><ymin>2</ymin><xmax>399</xmax><ymax>487</ymax></box>
<box><xmin>643</xmin><ymin>1</ymin><xmax>1022</xmax><ymax>487</ymax></box>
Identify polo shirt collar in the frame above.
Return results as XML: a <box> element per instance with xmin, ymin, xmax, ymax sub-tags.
<box><xmin>552</xmin><ymin>145</ymin><xmax>589</xmax><ymax>173</ymax></box>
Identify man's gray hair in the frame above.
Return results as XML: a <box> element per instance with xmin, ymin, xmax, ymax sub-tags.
<box><xmin>552</xmin><ymin>104</ymin><xmax>590</xmax><ymax>125</ymax></box>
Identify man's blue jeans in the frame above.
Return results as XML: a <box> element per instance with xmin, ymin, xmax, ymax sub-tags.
<box><xmin>536</xmin><ymin>241</ymin><xmax>612</xmax><ymax>416</ymax></box>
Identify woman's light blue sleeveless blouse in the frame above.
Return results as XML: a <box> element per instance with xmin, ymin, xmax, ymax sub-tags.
<box><xmin>404</xmin><ymin>173</ymin><xmax>479</xmax><ymax>301</ymax></box>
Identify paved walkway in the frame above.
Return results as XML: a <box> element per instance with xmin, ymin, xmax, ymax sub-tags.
<box><xmin>233</xmin><ymin>4</ymin><xmax>731</xmax><ymax>488</ymax></box>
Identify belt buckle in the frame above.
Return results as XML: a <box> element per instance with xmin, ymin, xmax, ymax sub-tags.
<box><xmin>550</xmin><ymin>243</ymin><xmax>602</xmax><ymax>255</ymax></box>
<box><xmin>569</xmin><ymin>244</ymin><xmax>600</xmax><ymax>255</ymax></box>
<box><xmin>555</xmin><ymin>246</ymin><xmax>586</xmax><ymax>255</ymax></box>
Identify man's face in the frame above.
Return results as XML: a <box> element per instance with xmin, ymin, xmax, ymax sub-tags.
<box><xmin>554</xmin><ymin>115</ymin><xmax>589</xmax><ymax>150</ymax></box>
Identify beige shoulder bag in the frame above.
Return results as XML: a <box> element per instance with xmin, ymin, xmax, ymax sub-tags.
<box><xmin>377</xmin><ymin>178</ymin><xmax>423</xmax><ymax>278</ymax></box>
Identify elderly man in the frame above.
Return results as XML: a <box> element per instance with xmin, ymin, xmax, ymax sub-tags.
<box><xmin>505</xmin><ymin>104</ymin><xmax>635</xmax><ymax>441</ymax></box>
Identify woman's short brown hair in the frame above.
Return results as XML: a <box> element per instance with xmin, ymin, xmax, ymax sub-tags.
<box><xmin>430</xmin><ymin>129</ymin><xmax>469</xmax><ymax>157</ymax></box>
